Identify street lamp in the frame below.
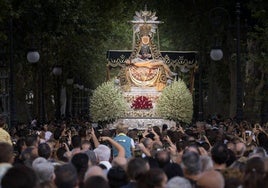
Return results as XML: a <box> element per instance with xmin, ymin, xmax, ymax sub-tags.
<box><xmin>235</xmin><ymin>3</ymin><xmax>243</xmax><ymax>122</ymax></box>
<box><xmin>66</xmin><ymin>77</ymin><xmax>74</xmax><ymax>85</ymax></box>
<box><xmin>78</xmin><ymin>84</ymin><xmax>84</xmax><ymax>115</ymax></box>
<box><xmin>9</xmin><ymin>18</ymin><xmax>16</xmax><ymax>128</ymax></box>
<box><xmin>52</xmin><ymin>66</ymin><xmax>62</xmax><ymax>76</ymax></box>
<box><xmin>209</xmin><ymin>3</ymin><xmax>243</xmax><ymax>122</ymax></box>
<box><xmin>210</xmin><ymin>48</ymin><xmax>223</xmax><ymax>61</ymax></box>
<box><xmin>84</xmin><ymin>88</ymin><xmax>90</xmax><ymax>115</ymax></box>
<box><xmin>66</xmin><ymin>73</ymin><xmax>74</xmax><ymax>118</ymax></box>
<box><xmin>52</xmin><ymin>65</ymin><xmax>62</xmax><ymax>120</ymax></box>
<box><xmin>27</xmin><ymin>49</ymin><xmax>40</xmax><ymax>63</ymax></box>
<box><xmin>73</xmin><ymin>83</ymin><xmax>79</xmax><ymax>116</ymax></box>
<box><xmin>27</xmin><ymin>49</ymin><xmax>43</xmax><ymax>122</ymax></box>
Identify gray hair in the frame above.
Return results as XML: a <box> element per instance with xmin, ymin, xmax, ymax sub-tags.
<box><xmin>181</xmin><ymin>151</ymin><xmax>201</xmax><ymax>175</ymax></box>
<box><xmin>200</xmin><ymin>155</ymin><xmax>214</xmax><ymax>172</ymax></box>
<box><xmin>32</xmin><ymin>157</ymin><xmax>55</xmax><ymax>183</ymax></box>
<box><xmin>84</xmin><ymin>150</ymin><xmax>98</xmax><ymax>165</ymax></box>
<box><xmin>94</xmin><ymin>144</ymin><xmax>111</xmax><ymax>161</ymax></box>
<box><xmin>167</xmin><ymin>176</ymin><xmax>192</xmax><ymax>188</ymax></box>
<box><xmin>250</xmin><ymin>147</ymin><xmax>267</xmax><ymax>158</ymax></box>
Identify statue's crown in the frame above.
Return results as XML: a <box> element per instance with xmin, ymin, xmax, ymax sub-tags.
<box><xmin>139</xmin><ymin>24</ymin><xmax>152</xmax><ymax>36</ymax></box>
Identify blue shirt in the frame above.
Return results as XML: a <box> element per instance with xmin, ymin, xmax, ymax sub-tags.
<box><xmin>113</xmin><ymin>133</ymin><xmax>133</xmax><ymax>158</ymax></box>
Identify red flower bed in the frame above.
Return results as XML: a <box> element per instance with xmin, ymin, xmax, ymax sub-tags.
<box><xmin>131</xmin><ymin>96</ymin><xmax>153</xmax><ymax>109</ymax></box>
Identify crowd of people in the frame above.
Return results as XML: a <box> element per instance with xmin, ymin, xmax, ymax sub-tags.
<box><xmin>0</xmin><ymin>114</ymin><xmax>268</xmax><ymax>188</ymax></box>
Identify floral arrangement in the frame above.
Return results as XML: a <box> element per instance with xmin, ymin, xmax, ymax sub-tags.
<box><xmin>131</xmin><ymin>96</ymin><xmax>153</xmax><ymax>109</ymax></box>
<box><xmin>156</xmin><ymin>79</ymin><xmax>193</xmax><ymax>124</ymax></box>
<box><xmin>90</xmin><ymin>80</ymin><xmax>127</xmax><ymax>123</ymax></box>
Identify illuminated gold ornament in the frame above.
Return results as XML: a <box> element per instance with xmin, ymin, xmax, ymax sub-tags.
<box><xmin>131</xmin><ymin>7</ymin><xmax>162</xmax><ymax>36</ymax></box>
<box><xmin>141</xmin><ymin>36</ymin><xmax>150</xmax><ymax>45</ymax></box>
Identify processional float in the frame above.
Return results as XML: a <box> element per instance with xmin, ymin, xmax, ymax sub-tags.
<box><xmin>106</xmin><ymin>8</ymin><xmax>198</xmax><ymax>128</ymax></box>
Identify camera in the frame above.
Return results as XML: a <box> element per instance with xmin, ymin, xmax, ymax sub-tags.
<box><xmin>148</xmin><ymin>125</ymin><xmax>152</xmax><ymax>132</ymax></box>
<box><xmin>134</xmin><ymin>148</ymin><xmax>142</xmax><ymax>157</ymax></box>
<box><xmin>162</xmin><ymin>141</ymin><xmax>170</xmax><ymax>149</ymax></box>
<box><xmin>245</xmin><ymin>130</ymin><xmax>251</xmax><ymax>138</ymax></box>
<box><xmin>59</xmin><ymin>136</ymin><xmax>68</xmax><ymax>144</ymax></box>
<box><xmin>255</xmin><ymin>124</ymin><xmax>261</xmax><ymax>129</ymax></box>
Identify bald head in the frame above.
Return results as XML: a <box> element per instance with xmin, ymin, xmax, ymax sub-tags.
<box><xmin>197</xmin><ymin>170</ymin><xmax>224</xmax><ymax>188</ymax></box>
<box><xmin>112</xmin><ymin>156</ymin><xmax>127</xmax><ymax>170</ymax></box>
<box><xmin>84</xmin><ymin>165</ymin><xmax>105</xmax><ymax>182</ymax></box>
<box><xmin>235</xmin><ymin>142</ymin><xmax>246</xmax><ymax>158</ymax></box>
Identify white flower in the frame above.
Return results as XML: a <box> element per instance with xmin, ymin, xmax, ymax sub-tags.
<box><xmin>156</xmin><ymin>79</ymin><xmax>193</xmax><ymax>123</ymax></box>
<box><xmin>90</xmin><ymin>80</ymin><xmax>127</xmax><ymax>123</ymax></box>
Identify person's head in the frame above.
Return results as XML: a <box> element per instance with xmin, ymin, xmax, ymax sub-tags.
<box><xmin>115</xmin><ymin>123</ymin><xmax>128</xmax><ymax>134</ymax></box>
<box><xmin>163</xmin><ymin>163</ymin><xmax>183</xmax><ymax>180</ymax></box>
<box><xmin>54</xmin><ymin>163</ymin><xmax>78</xmax><ymax>188</ymax></box>
<box><xmin>78</xmin><ymin>127</ymin><xmax>87</xmax><ymax>138</ymax></box>
<box><xmin>184</xmin><ymin>144</ymin><xmax>200</xmax><ymax>155</ymax></box>
<box><xmin>25</xmin><ymin>135</ymin><xmax>38</xmax><ymax>147</ymax></box>
<box><xmin>0</xmin><ymin>142</ymin><xmax>14</xmax><ymax>163</ymax></box>
<box><xmin>257</xmin><ymin>132</ymin><xmax>268</xmax><ymax>149</ymax></box>
<box><xmin>221</xmin><ymin>168</ymin><xmax>243</xmax><ymax>188</ymax></box>
<box><xmin>39</xmin><ymin>181</ymin><xmax>57</xmax><ymax>188</ymax></box>
<box><xmin>151</xmin><ymin>142</ymin><xmax>164</xmax><ymax>157</ymax></box>
<box><xmin>181</xmin><ymin>151</ymin><xmax>201</xmax><ymax>176</ymax></box>
<box><xmin>196</xmin><ymin>170</ymin><xmax>225</xmax><ymax>188</ymax></box>
<box><xmin>243</xmin><ymin>156</ymin><xmax>265</xmax><ymax>188</ymax></box>
<box><xmin>84</xmin><ymin>175</ymin><xmax>109</xmax><ymax>188</ymax></box>
<box><xmin>38</xmin><ymin>142</ymin><xmax>51</xmax><ymax>159</ymax></box>
<box><xmin>196</xmin><ymin>121</ymin><xmax>206</xmax><ymax>133</ymax></box>
<box><xmin>226</xmin><ymin>149</ymin><xmax>237</xmax><ymax>167</ymax></box>
<box><xmin>84</xmin><ymin>165</ymin><xmax>106</xmax><ymax>182</ymax></box>
<box><xmin>167</xmin><ymin>176</ymin><xmax>192</xmax><ymax>188</ymax></box>
<box><xmin>138</xmin><ymin>168</ymin><xmax>167</xmax><ymax>188</ymax></box>
<box><xmin>200</xmin><ymin>155</ymin><xmax>214</xmax><ymax>172</ymax></box>
<box><xmin>152</xmin><ymin>126</ymin><xmax>161</xmax><ymax>136</ymax></box>
<box><xmin>15</xmin><ymin>137</ymin><xmax>27</xmax><ymax>154</ymax></box>
<box><xmin>155</xmin><ymin>149</ymin><xmax>171</xmax><ymax>168</ymax></box>
<box><xmin>71</xmin><ymin>153</ymin><xmax>90</xmax><ymax>188</ymax></box>
<box><xmin>142</xmin><ymin>137</ymin><xmax>153</xmax><ymax>150</ymax></box>
<box><xmin>71</xmin><ymin>153</ymin><xmax>89</xmax><ymax>173</ymax></box>
<box><xmin>162</xmin><ymin>124</ymin><xmax>168</xmax><ymax>132</ymax></box>
<box><xmin>81</xmin><ymin>140</ymin><xmax>91</xmax><ymax>151</ymax></box>
<box><xmin>56</xmin><ymin>146</ymin><xmax>68</xmax><ymax>162</ymax></box>
<box><xmin>249</xmin><ymin>147</ymin><xmax>267</xmax><ymax>158</ymax></box>
<box><xmin>71</xmin><ymin>135</ymin><xmax>81</xmax><ymax>148</ymax></box>
<box><xmin>94</xmin><ymin>144</ymin><xmax>111</xmax><ymax>162</ymax></box>
<box><xmin>107</xmin><ymin>166</ymin><xmax>128</xmax><ymax>188</ymax></box>
<box><xmin>211</xmin><ymin>143</ymin><xmax>229</xmax><ymax>165</ymax></box>
<box><xmin>112</xmin><ymin>156</ymin><xmax>127</xmax><ymax>170</ymax></box>
<box><xmin>84</xmin><ymin>150</ymin><xmax>98</xmax><ymax>165</ymax></box>
<box><xmin>2</xmin><ymin>164</ymin><xmax>38</xmax><ymax>188</ymax></box>
<box><xmin>126</xmin><ymin>157</ymin><xmax>149</xmax><ymax>181</ymax></box>
<box><xmin>235</xmin><ymin>142</ymin><xmax>246</xmax><ymax>158</ymax></box>
<box><xmin>32</xmin><ymin>157</ymin><xmax>55</xmax><ymax>183</ymax></box>
<box><xmin>21</xmin><ymin>147</ymin><xmax>39</xmax><ymax>167</ymax></box>
<box><xmin>226</xmin><ymin>141</ymin><xmax>235</xmax><ymax>152</ymax></box>
<box><xmin>230</xmin><ymin>160</ymin><xmax>246</xmax><ymax>173</ymax></box>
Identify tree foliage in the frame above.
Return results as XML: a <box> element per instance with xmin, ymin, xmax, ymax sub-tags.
<box><xmin>0</xmin><ymin>0</ymin><xmax>266</xmax><ymax>122</ymax></box>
